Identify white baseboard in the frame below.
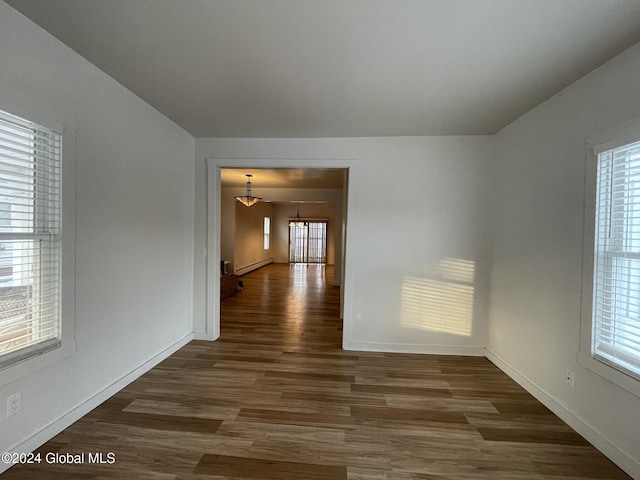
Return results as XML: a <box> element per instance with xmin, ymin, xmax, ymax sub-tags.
<box><xmin>346</xmin><ymin>340</ymin><xmax>484</xmax><ymax>356</ymax></box>
<box><xmin>0</xmin><ymin>332</ymin><xmax>194</xmax><ymax>475</ymax></box>
<box><xmin>485</xmin><ymin>348</ymin><xmax>640</xmax><ymax>480</ymax></box>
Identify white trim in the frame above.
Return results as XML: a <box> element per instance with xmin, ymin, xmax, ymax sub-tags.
<box><xmin>192</xmin><ymin>332</ymin><xmax>212</xmax><ymax>341</ymax></box>
<box><xmin>0</xmin><ymin>96</ymin><xmax>63</xmax><ymax>134</ymax></box>
<box><xmin>485</xmin><ymin>348</ymin><xmax>640</xmax><ymax>480</ymax></box>
<box><xmin>587</xmin><ymin>116</ymin><xmax>640</xmax><ymax>155</ymax></box>
<box><xmin>578</xmin><ymin>348</ymin><xmax>640</xmax><ymax>398</ymax></box>
<box><xmin>0</xmin><ymin>100</ymin><xmax>77</xmax><ymax>387</ymax></box>
<box><xmin>0</xmin><ymin>332</ymin><xmax>193</xmax><ymax>475</ymax></box>
<box><xmin>205</xmin><ymin>163</ymin><xmax>221</xmax><ymax>341</ymax></box>
<box><xmin>346</xmin><ymin>341</ymin><xmax>484</xmax><ymax>356</ymax></box>
<box><xmin>580</xmin><ymin>125</ymin><xmax>640</xmax><ymax>398</ymax></box>
<box><xmin>205</xmin><ymin>157</ymin><xmax>357</xmax><ymax>348</ymax></box>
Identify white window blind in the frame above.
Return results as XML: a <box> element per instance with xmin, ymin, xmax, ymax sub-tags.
<box><xmin>0</xmin><ymin>109</ymin><xmax>61</xmax><ymax>369</ymax></box>
<box><xmin>593</xmin><ymin>140</ymin><xmax>640</xmax><ymax>380</ymax></box>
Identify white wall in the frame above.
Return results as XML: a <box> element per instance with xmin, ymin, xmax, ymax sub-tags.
<box><xmin>0</xmin><ymin>2</ymin><xmax>195</xmax><ymax>466</ymax></box>
<box><xmin>193</xmin><ymin>136</ymin><xmax>494</xmax><ymax>353</ymax></box>
<box><xmin>487</xmin><ymin>43</ymin><xmax>640</xmax><ymax>477</ymax></box>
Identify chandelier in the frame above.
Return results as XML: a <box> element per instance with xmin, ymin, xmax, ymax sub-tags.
<box><xmin>234</xmin><ymin>174</ymin><xmax>262</xmax><ymax>207</ymax></box>
<box><xmin>289</xmin><ymin>202</ymin><xmax>307</xmax><ymax>227</ymax></box>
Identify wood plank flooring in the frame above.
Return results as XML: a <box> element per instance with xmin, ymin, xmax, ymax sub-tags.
<box><xmin>2</xmin><ymin>263</ymin><xmax>631</xmax><ymax>479</ymax></box>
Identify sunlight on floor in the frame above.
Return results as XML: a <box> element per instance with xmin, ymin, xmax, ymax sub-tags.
<box><xmin>286</xmin><ymin>264</ymin><xmax>326</xmax><ymax>328</ymax></box>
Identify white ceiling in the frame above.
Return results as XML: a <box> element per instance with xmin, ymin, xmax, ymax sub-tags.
<box><xmin>5</xmin><ymin>0</ymin><xmax>640</xmax><ymax>138</ymax></box>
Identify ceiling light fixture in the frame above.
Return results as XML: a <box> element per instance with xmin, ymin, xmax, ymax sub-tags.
<box><xmin>289</xmin><ymin>202</ymin><xmax>307</xmax><ymax>227</ymax></box>
<box><xmin>235</xmin><ymin>174</ymin><xmax>262</xmax><ymax>207</ymax></box>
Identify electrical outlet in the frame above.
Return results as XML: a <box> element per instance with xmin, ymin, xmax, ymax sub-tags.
<box><xmin>7</xmin><ymin>392</ymin><xmax>21</xmax><ymax>417</ymax></box>
<box><xmin>565</xmin><ymin>369</ymin><xmax>575</xmax><ymax>388</ymax></box>
<box><xmin>496</xmin><ymin>328</ymin><xmax>502</xmax><ymax>341</ymax></box>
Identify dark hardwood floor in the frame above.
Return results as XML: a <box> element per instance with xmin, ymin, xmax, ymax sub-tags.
<box><xmin>2</xmin><ymin>263</ymin><xmax>631</xmax><ymax>479</ymax></box>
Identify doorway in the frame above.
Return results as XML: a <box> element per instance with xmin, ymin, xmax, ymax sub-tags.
<box><xmin>289</xmin><ymin>221</ymin><xmax>327</xmax><ymax>264</ymax></box>
<box><xmin>205</xmin><ymin>161</ymin><xmax>354</xmax><ymax>345</ymax></box>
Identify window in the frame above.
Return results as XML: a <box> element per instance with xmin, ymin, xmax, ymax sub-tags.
<box><xmin>289</xmin><ymin>221</ymin><xmax>327</xmax><ymax>264</ymax></box>
<box><xmin>590</xmin><ymin>138</ymin><xmax>640</xmax><ymax>381</ymax></box>
<box><xmin>263</xmin><ymin>216</ymin><xmax>270</xmax><ymax>250</ymax></box>
<box><xmin>0</xmin><ymin>109</ymin><xmax>61</xmax><ymax>369</ymax></box>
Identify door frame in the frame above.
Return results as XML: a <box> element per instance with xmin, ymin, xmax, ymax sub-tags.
<box><xmin>205</xmin><ymin>158</ymin><xmax>357</xmax><ymax>346</ymax></box>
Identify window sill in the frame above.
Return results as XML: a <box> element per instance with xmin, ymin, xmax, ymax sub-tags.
<box><xmin>0</xmin><ymin>339</ymin><xmax>76</xmax><ymax>387</ymax></box>
<box><xmin>578</xmin><ymin>350</ymin><xmax>640</xmax><ymax>399</ymax></box>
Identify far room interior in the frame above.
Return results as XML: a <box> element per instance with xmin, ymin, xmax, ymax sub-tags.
<box><xmin>213</xmin><ymin>167</ymin><xmax>349</xmax><ymax>338</ymax></box>
<box><xmin>219</xmin><ymin>168</ymin><xmax>346</xmax><ymax>281</ymax></box>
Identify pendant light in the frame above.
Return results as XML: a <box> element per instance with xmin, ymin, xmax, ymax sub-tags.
<box><xmin>235</xmin><ymin>174</ymin><xmax>262</xmax><ymax>207</ymax></box>
<box><xmin>289</xmin><ymin>202</ymin><xmax>307</xmax><ymax>227</ymax></box>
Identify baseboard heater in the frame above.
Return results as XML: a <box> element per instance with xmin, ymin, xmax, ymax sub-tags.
<box><xmin>234</xmin><ymin>258</ymin><xmax>273</xmax><ymax>276</ymax></box>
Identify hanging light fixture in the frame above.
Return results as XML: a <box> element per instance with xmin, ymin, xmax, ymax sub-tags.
<box><xmin>289</xmin><ymin>202</ymin><xmax>307</xmax><ymax>227</ymax></box>
<box><xmin>234</xmin><ymin>174</ymin><xmax>262</xmax><ymax>207</ymax></box>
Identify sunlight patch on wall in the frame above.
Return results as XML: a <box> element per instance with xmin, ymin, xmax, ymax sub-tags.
<box><xmin>436</xmin><ymin>257</ymin><xmax>475</xmax><ymax>284</ymax></box>
<box><xmin>401</xmin><ymin>258</ymin><xmax>475</xmax><ymax>336</ymax></box>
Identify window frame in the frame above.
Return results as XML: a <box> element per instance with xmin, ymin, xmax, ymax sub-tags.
<box><xmin>263</xmin><ymin>216</ymin><xmax>270</xmax><ymax>251</ymax></box>
<box><xmin>0</xmin><ymin>100</ymin><xmax>75</xmax><ymax>387</ymax></box>
<box><xmin>581</xmin><ymin>121</ymin><xmax>640</xmax><ymax>398</ymax></box>
<box><xmin>288</xmin><ymin>220</ymin><xmax>328</xmax><ymax>264</ymax></box>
